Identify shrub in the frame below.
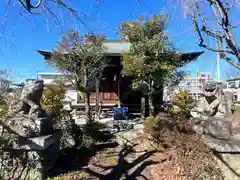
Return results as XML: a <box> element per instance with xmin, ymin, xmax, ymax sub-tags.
<box><xmin>170</xmin><ymin>89</ymin><xmax>196</xmax><ymax>118</ymax></box>
<box><xmin>143</xmin><ymin>115</ymin><xmax>155</xmax><ymax>134</ymax></box>
<box><xmin>80</xmin><ymin>135</ymin><xmax>95</xmax><ymax>150</ymax></box>
<box><xmin>82</xmin><ymin>121</ymin><xmax>110</xmax><ymax>143</ymax></box>
<box><xmin>143</xmin><ymin>112</ymin><xmax>223</xmax><ymax>179</ymax></box>
<box><xmin>41</xmin><ymin>84</ymin><xmax>66</xmax><ymax>121</ymax></box>
<box><xmin>46</xmin><ymin>177</ymin><xmax>60</xmax><ymax>180</ymax></box>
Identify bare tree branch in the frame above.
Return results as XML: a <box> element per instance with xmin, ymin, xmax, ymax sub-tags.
<box><xmin>1</xmin><ymin>0</ymin><xmax>12</xmax><ymax>34</ymax></box>
<box><xmin>49</xmin><ymin>0</ymin><xmax>94</xmax><ymax>32</ymax></box>
<box><xmin>41</xmin><ymin>1</ymin><xmax>63</xmax><ymax>33</ymax></box>
<box><xmin>184</xmin><ymin>0</ymin><xmax>240</xmax><ymax>69</ymax></box>
<box><xmin>19</xmin><ymin>12</ymin><xmax>32</xmax><ymax>25</ymax></box>
<box><xmin>222</xmin><ymin>55</ymin><xmax>240</xmax><ymax>69</ymax></box>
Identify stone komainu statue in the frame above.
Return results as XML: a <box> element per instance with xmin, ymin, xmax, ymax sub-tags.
<box><xmin>191</xmin><ymin>81</ymin><xmax>234</xmax><ymax>119</ymax></box>
<box><xmin>15</xmin><ymin>79</ymin><xmax>44</xmax><ymax>117</ymax></box>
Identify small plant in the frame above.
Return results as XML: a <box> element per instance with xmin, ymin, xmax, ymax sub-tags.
<box><xmin>143</xmin><ymin>115</ymin><xmax>155</xmax><ymax>134</ymax></box>
<box><xmin>80</xmin><ymin>135</ymin><xmax>95</xmax><ymax>149</ymax></box>
<box><xmin>82</xmin><ymin>121</ymin><xmax>108</xmax><ymax>141</ymax></box>
<box><xmin>41</xmin><ymin>84</ymin><xmax>66</xmax><ymax>121</ymax></box>
<box><xmin>170</xmin><ymin>89</ymin><xmax>196</xmax><ymax>118</ymax></box>
<box><xmin>143</xmin><ymin>112</ymin><xmax>223</xmax><ymax>179</ymax></box>
<box><xmin>79</xmin><ymin>121</ymin><xmax>113</xmax><ymax>150</ymax></box>
<box><xmin>46</xmin><ymin>176</ymin><xmax>60</xmax><ymax>180</ymax></box>
<box><xmin>82</xmin><ymin>121</ymin><xmax>106</xmax><ymax>134</ymax></box>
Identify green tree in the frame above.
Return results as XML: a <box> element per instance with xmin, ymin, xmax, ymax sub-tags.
<box><xmin>119</xmin><ymin>13</ymin><xmax>193</xmax><ymax>116</ymax></box>
<box><xmin>47</xmin><ymin>30</ymin><xmax>106</xmax><ymax>122</ymax></box>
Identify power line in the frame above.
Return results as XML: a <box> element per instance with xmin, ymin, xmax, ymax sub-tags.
<box><xmin>135</xmin><ymin>0</ymin><xmax>154</xmax><ymax>14</ymax></box>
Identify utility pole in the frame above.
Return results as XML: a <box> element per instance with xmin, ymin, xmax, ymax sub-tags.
<box><xmin>196</xmin><ymin>68</ymin><xmax>199</xmax><ymax>100</ymax></box>
<box><xmin>216</xmin><ymin>39</ymin><xmax>221</xmax><ymax>81</ymax></box>
<box><xmin>216</xmin><ymin>51</ymin><xmax>221</xmax><ymax>81</ymax></box>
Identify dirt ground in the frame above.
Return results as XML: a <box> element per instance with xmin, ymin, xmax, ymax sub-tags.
<box><xmin>55</xmin><ymin>135</ymin><xmax>179</xmax><ymax>180</ymax></box>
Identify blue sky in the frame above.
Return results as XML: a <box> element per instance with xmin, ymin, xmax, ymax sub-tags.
<box><xmin>0</xmin><ymin>0</ymin><xmax>239</xmax><ymax>83</ymax></box>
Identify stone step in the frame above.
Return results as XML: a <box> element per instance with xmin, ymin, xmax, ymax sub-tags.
<box><xmin>201</xmin><ymin>135</ymin><xmax>240</xmax><ymax>180</ymax></box>
<box><xmin>7</xmin><ymin>131</ymin><xmax>61</xmax><ymax>151</ymax></box>
<box><xmin>202</xmin><ymin>135</ymin><xmax>240</xmax><ymax>152</ymax></box>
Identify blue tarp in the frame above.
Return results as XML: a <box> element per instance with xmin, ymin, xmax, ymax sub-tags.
<box><xmin>113</xmin><ymin>107</ymin><xmax>129</xmax><ymax>120</ymax></box>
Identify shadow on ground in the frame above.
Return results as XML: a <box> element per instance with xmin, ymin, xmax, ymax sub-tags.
<box><xmin>47</xmin><ymin>118</ymin><xmax>159</xmax><ymax>179</ymax></box>
<box><xmin>47</xmin><ymin>141</ymin><xmax>119</xmax><ymax>178</ymax></box>
<box><xmin>83</xmin><ymin>143</ymin><xmax>159</xmax><ymax>180</ymax></box>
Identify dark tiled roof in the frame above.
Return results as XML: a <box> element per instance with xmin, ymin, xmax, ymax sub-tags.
<box><xmin>38</xmin><ymin>40</ymin><xmax>204</xmax><ymax>60</ymax></box>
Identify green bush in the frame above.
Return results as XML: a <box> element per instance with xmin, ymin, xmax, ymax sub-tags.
<box><xmin>82</xmin><ymin>121</ymin><xmax>108</xmax><ymax>142</ymax></box>
<box><xmin>80</xmin><ymin>135</ymin><xmax>95</xmax><ymax>149</ymax></box>
<box><xmin>76</xmin><ymin>121</ymin><xmax>112</xmax><ymax>150</ymax></box>
<box><xmin>41</xmin><ymin>84</ymin><xmax>66</xmax><ymax>121</ymax></box>
<box><xmin>46</xmin><ymin>177</ymin><xmax>60</xmax><ymax>180</ymax></box>
<box><xmin>143</xmin><ymin>112</ymin><xmax>223</xmax><ymax>179</ymax></box>
<box><xmin>144</xmin><ymin>113</ymin><xmax>184</xmax><ymax>147</ymax></box>
<box><xmin>143</xmin><ymin>115</ymin><xmax>155</xmax><ymax>133</ymax></box>
<box><xmin>170</xmin><ymin>89</ymin><xmax>196</xmax><ymax>118</ymax></box>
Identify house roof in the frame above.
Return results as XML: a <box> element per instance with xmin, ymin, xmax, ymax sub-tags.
<box><xmin>38</xmin><ymin>40</ymin><xmax>204</xmax><ymax>60</ymax></box>
<box><xmin>37</xmin><ymin>72</ymin><xmax>63</xmax><ymax>75</ymax></box>
<box><xmin>226</xmin><ymin>77</ymin><xmax>240</xmax><ymax>82</ymax></box>
<box><xmin>38</xmin><ymin>41</ymin><xmax>132</xmax><ymax>58</ymax></box>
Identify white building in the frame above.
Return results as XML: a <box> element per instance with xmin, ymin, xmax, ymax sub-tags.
<box><xmin>37</xmin><ymin>72</ymin><xmax>79</xmax><ymax>109</ymax></box>
<box><xmin>164</xmin><ymin>71</ymin><xmax>214</xmax><ymax>101</ymax></box>
<box><xmin>224</xmin><ymin>77</ymin><xmax>240</xmax><ymax>102</ymax></box>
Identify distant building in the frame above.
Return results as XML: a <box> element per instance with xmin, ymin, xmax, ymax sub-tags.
<box><xmin>224</xmin><ymin>77</ymin><xmax>240</xmax><ymax>102</ymax></box>
<box><xmin>36</xmin><ymin>72</ymin><xmax>79</xmax><ymax>109</ymax></box>
<box><xmin>37</xmin><ymin>72</ymin><xmax>66</xmax><ymax>84</ymax></box>
<box><xmin>163</xmin><ymin>71</ymin><xmax>214</xmax><ymax>101</ymax></box>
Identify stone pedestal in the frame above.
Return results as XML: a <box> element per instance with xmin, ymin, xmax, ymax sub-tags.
<box><xmin>191</xmin><ymin>117</ymin><xmax>234</xmax><ymax>139</ymax></box>
<box><xmin>3</xmin><ymin>115</ymin><xmax>53</xmax><ymax>137</ymax></box>
<box><xmin>0</xmin><ymin>115</ymin><xmax>61</xmax><ymax>180</ymax></box>
<box><xmin>191</xmin><ymin>117</ymin><xmax>240</xmax><ymax>180</ymax></box>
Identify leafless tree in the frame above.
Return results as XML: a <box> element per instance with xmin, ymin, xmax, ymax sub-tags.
<box><xmin>181</xmin><ymin>0</ymin><xmax>240</xmax><ymax>69</ymax></box>
<box><xmin>2</xmin><ymin>0</ymin><xmax>93</xmax><ymax>34</ymax></box>
<box><xmin>15</xmin><ymin>0</ymin><xmax>76</xmax><ymax>15</ymax></box>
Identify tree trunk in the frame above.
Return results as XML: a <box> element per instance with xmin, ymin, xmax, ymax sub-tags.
<box><xmin>83</xmin><ymin>67</ymin><xmax>91</xmax><ymax>123</ymax></box>
<box><xmin>95</xmin><ymin>78</ymin><xmax>100</xmax><ymax>120</ymax></box>
<box><xmin>148</xmin><ymin>94</ymin><xmax>154</xmax><ymax>116</ymax></box>
<box><xmin>141</xmin><ymin>96</ymin><xmax>146</xmax><ymax>119</ymax></box>
<box><xmin>85</xmin><ymin>91</ymin><xmax>91</xmax><ymax>122</ymax></box>
<box><xmin>148</xmin><ymin>77</ymin><xmax>154</xmax><ymax>116</ymax></box>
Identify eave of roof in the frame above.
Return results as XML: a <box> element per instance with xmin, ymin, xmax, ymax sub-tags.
<box><xmin>37</xmin><ymin>72</ymin><xmax>63</xmax><ymax>75</ymax></box>
<box><xmin>38</xmin><ymin>40</ymin><xmax>204</xmax><ymax>60</ymax></box>
<box><xmin>226</xmin><ymin>77</ymin><xmax>240</xmax><ymax>82</ymax></box>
